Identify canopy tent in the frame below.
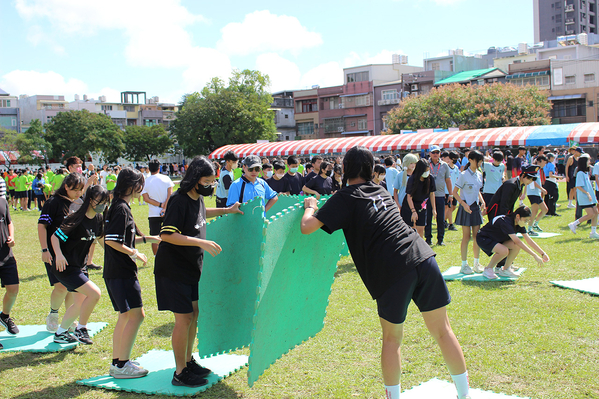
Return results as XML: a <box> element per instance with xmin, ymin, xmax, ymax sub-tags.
<box><xmin>208</xmin><ymin>122</ymin><xmax>599</xmax><ymax>159</ymax></box>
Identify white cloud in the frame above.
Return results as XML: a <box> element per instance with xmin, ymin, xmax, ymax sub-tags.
<box><xmin>218</xmin><ymin>10</ymin><xmax>323</xmax><ymax>56</ymax></box>
<box><xmin>26</xmin><ymin>25</ymin><xmax>66</xmax><ymax>55</ymax></box>
<box><xmin>0</xmin><ymin>70</ymin><xmax>87</xmax><ymax>98</ymax></box>
<box><xmin>300</xmin><ymin>62</ymin><xmax>344</xmax><ymax>89</ymax></box>
<box><xmin>181</xmin><ymin>48</ymin><xmax>232</xmax><ymax>93</ymax></box>
<box><xmin>343</xmin><ymin>49</ymin><xmax>406</xmax><ymax>67</ymax></box>
<box><xmin>255</xmin><ymin>53</ymin><xmax>302</xmax><ymax>92</ymax></box>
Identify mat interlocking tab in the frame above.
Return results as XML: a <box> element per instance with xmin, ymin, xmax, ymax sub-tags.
<box><xmin>442</xmin><ymin>266</ymin><xmax>527</xmax><ymax>281</ymax></box>
<box><xmin>248</xmin><ymin>201</ymin><xmax>345</xmax><ymax>386</ymax></box>
<box><xmin>0</xmin><ymin>322</ymin><xmax>107</xmax><ymax>352</ymax></box>
<box><xmin>550</xmin><ymin>277</ymin><xmax>599</xmax><ymax>296</ymax></box>
<box><xmin>401</xmin><ymin>378</ymin><xmax>532</xmax><ymax>398</ymax></box>
<box><xmin>76</xmin><ymin>349</ymin><xmax>248</xmax><ymax>396</ymax></box>
<box><xmin>197</xmin><ymin>198</ymin><xmax>265</xmax><ymax>358</ymax></box>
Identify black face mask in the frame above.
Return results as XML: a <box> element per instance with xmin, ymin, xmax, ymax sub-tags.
<box><xmin>195</xmin><ymin>184</ymin><xmax>213</xmax><ymax>197</ymax></box>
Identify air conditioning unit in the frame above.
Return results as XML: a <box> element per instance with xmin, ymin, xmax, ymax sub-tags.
<box><xmin>339</xmin><ymin>104</ymin><xmax>344</xmax><ymax>109</ymax></box>
<box><xmin>337</xmin><ymin>127</ymin><xmax>345</xmax><ymax>132</ymax></box>
<box><xmin>411</xmin><ymin>84</ymin><xmax>418</xmax><ymax>91</ymax></box>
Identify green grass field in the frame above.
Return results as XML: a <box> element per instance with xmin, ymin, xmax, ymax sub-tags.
<box><xmin>0</xmin><ymin>184</ymin><xmax>598</xmax><ymax>399</ymax></box>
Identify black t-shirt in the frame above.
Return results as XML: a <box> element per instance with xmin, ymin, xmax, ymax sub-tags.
<box><xmin>283</xmin><ymin>173</ymin><xmax>304</xmax><ymax>195</ymax></box>
<box><xmin>304</xmin><ymin>171</ymin><xmax>317</xmax><ymax>185</ymax></box>
<box><xmin>486</xmin><ymin>177</ymin><xmax>523</xmax><ymax>217</ymax></box>
<box><xmin>305</xmin><ymin>175</ymin><xmax>333</xmax><ymax>195</ymax></box>
<box><xmin>266</xmin><ymin>176</ymin><xmax>291</xmax><ymax>193</ymax></box>
<box><xmin>103</xmin><ymin>198</ymin><xmax>138</xmax><ymax>279</ymax></box>
<box><xmin>332</xmin><ymin>178</ymin><xmax>342</xmax><ymax>192</ymax></box>
<box><xmin>405</xmin><ymin>174</ymin><xmax>436</xmax><ymax>204</ymax></box>
<box><xmin>38</xmin><ymin>195</ymin><xmax>72</xmax><ymax>258</ymax></box>
<box><xmin>0</xmin><ymin>198</ymin><xmax>14</xmax><ymax>266</ymax></box>
<box><xmin>315</xmin><ymin>182</ymin><xmax>435</xmax><ymax>299</ymax></box>
<box><xmin>54</xmin><ymin>215</ymin><xmax>102</xmax><ymax>271</ymax></box>
<box><xmin>154</xmin><ymin>190</ymin><xmax>206</xmax><ymax>284</ymax></box>
<box><xmin>478</xmin><ymin>215</ymin><xmax>527</xmax><ymax>244</ymax></box>
<box><xmin>506</xmin><ymin>156</ymin><xmax>514</xmax><ymax>171</ymax></box>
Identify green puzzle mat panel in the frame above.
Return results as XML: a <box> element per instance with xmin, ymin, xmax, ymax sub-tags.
<box><xmin>402</xmin><ymin>378</ymin><xmax>531</xmax><ymax>398</ymax></box>
<box><xmin>442</xmin><ymin>266</ymin><xmax>526</xmax><ymax>281</ymax></box>
<box><xmin>248</xmin><ymin>203</ymin><xmax>345</xmax><ymax>386</ymax></box>
<box><xmin>77</xmin><ymin>350</ymin><xmax>247</xmax><ymax>396</ymax></box>
<box><xmin>550</xmin><ymin>277</ymin><xmax>599</xmax><ymax>296</ymax></box>
<box><xmin>197</xmin><ymin>198</ymin><xmax>265</xmax><ymax>357</ymax></box>
<box><xmin>0</xmin><ymin>322</ymin><xmax>107</xmax><ymax>352</ymax></box>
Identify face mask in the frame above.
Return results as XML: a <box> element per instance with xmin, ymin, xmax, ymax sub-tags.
<box><xmin>289</xmin><ymin>167</ymin><xmax>298</xmax><ymax>173</ymax></box>
<box><xmin>379</xmin><ymin>174</ymin><xmax>386</xmax><ymax>181</ymax></box>
<box><xmin>93</xmin><ymin>203</ymin><xmax>107</xmax><ymax>213</ymax></box>
<box><xmin>421</xmin><ymin>171</ymin><xmax>430</xmax><ymax>178</ymax></box>
<box><xmin>265</xmin><ymin>171</ymin><xmax>273</xmax><ymax>178</ymax></box>
<box><xmin>276</xmin><ymin>173</ymin><xmax>285</xmax><ymax>179</ymax></box>
<box><xmin>195</xmin><ymin>184</ymin><xmax>214</xmax><ymax>197</ymax></box>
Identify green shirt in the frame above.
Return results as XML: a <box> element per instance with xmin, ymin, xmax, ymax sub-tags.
<box><xmin>46</xmin><ymin>171</ymin><xmax>55</xmax><ymax>183</ymax></box>
<box><xmin>15</xmin><ymin>175</ymin><xmax>28</xmax><ymax>192</ymax></box>
<box><xmin>52</xmin><ymin>174</ymin><xmax>65</xmax><ymax>191</ymax></box>
<box><xmin>106</xmin><ymin>174</ymin><xmax>117</xmax><ymax>191</ymax></box>
<box><xmin>233</xmin><ymin>168</ymin><xmax>243</xmax><ymax>180</ymax></box>
<box><xmin>43</xmin><ymin>184</ymin><xmax>52</xmax><ymax>195</ymax></box>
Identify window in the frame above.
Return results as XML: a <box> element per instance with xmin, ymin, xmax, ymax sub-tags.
<box><xmin>354</xmin><ymin>94</ymin><xmax>371</xmax><ymax>107</ymax></box>
<box><xmin>358</xmin><ymin>118</ymin><xmax>367</xmax><ymax>130</ymax></box>
<box><xmin>449</xmin><ymin>60</ymin><xmax>454</xmax><ymax>71</ymax></box>
<box><xmin>324</xmin><ymin>118</ymin><xmax>344</xmax><ymax>133</ymax></box>
<box><xmin>382</xmin><ymin>115</ymin><xmax>389</xmax><ymax>131</ymax></box>
<box><xmin>585</xmin><ymin>73</ymin><xmax>595</xmax><ymax>82</ymax></box>
<box><xmin>124</xmin><ymin>105</ymin><xmax>135</xmax><ymax>112</ymax></box>
<box><xmin>284</xmin><ymin>114</ymin><xmax>289</xmax><ymax>119</ymax></box>
<box><xmin>381</xmin><ymin>89</ymin><xmax>398</xmax><ymax>100</ymax></box>
<box><xmin>101</xmin><ymin>105</ymin><xmax>113</xmax><ymax>111</ymax></box>
<box><xmin>0</xmin><ymin>99</ymin><xmax>12</xmax><ymax>107</ymax></box>
<box><xmin>297</xmin><ymin>122</ymin><xmax>314</xmax><ymax>135</ymax></box>
<box><xmin>566</xmin><ymin>75</ymin><xmax>576</xmax><ymax>84</ymax></box>
<box><xmin>556</xmin><ymin>14</ymin><xmax>562</xmax><ymax>22</ymax></box>
<box><xmin>11</xmin><ymin>118</ymin><xmax>17</xmax><ymax>126</ymax></box>
<box><xmin>552</xmin><ymin>99</ymin><xmax>586</xmax><ymax>117</ymax></box>
<box><xmin>431</xmin><ymin>62</ymin><xmax>440</xmax><ymax>71</ymax></box>
<box><xmin>296</xmin><ymin>99</ymin><xmax>317</xmax><ymax>113</ymax></box>
<box><xmin>346</xmin><ymin>71</ymin><xmax>369</xmax><ymax>83</ymax></box>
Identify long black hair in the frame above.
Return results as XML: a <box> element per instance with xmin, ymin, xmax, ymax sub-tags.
<box><xmin>342</xmin><ymin>146</ymin><xmax>373</xmax><ymax>187</ymax></box>
<box><xmin>464</xmin><ymin>149</ymin><xmax>484</xmax><ymax>170</ymax></box>
<box><xmin>179</xmin><ymin>156</ymin><xmax>215</xmax><ymax>193</ymax></box>
<box><xmin>108</xmin><ymin>167</ymin><xmax>145</xmax><ymax>236</ymax></box>
<box><xmin>577</xmin><ymin>155</ymin><xmax>590</xmax><ymax>173</ymax></box>
<box><xmin>411</xmin><ymin>159</ymin><xmax>431</xmax><ymax>197</ymax></box>
<box><xmin>59</xmin><ymin>185</ymin><xmax>110</xmax><ymax>238</ymax></box>
<box><xmin>55</xmin><ymin>173</ymin><xmax>86</xmax><ymax>198</ymax></box>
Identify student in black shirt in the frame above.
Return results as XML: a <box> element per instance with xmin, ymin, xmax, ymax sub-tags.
<box><xmin>266</xmin><ymin>161</ymin><xmax>291</xmax><ymax>195</ymax></box>
<box><xmin>331</xmin><ymin>164</ymin><xmax>343</xmax><ymax>193</ymax></box>
<box><xmin>154</xmin><ymin>156</ymin><xmax>242</xmax><ymax>388</ymax></box>
<box><xmin>302</xmin><ymin>161</ymin><xmax>333</xmax><ymax>199</ymax></box>
<box><xmin>373</xmin><ymin>165</ymin><xmax>387</xmax><ymax>190</ymax></box>
<box><xmin>283</xmin><ymin>155</ymin><xmax>304</xmax><ymax>195</ymax></box>
<box><xmin>38</xmin><ymin>173</ymin><xmax>86</xmax><ymax>333</ymax></box>
<box><xmin>104</xmin><ymin>168</ymin><xmax>161</xmax><ymax>379</ymax></box>
<box><xmin>477</xmin><ymin>206</ymin><xmax>549</xmax><ymax>280</ymax></box>
<box><xmin>300</xmin><ymin>146</ymin><xmax>470</xmax><ymax>399</ymax></box>
<box><xmin>401</xmin><ymin>159</ymin><xmax>436</xmax><ymax>238</ymax></box>
<box><xmin>0</xmin><ymin>196</ymin><xmax>19</xmax><ymax>336</ymax></box>
<box><xmin>304</xmin><ymin>155</ymin><xmax>323</xmax><ymax>184</ymax></box>
<box><xmin>51</xmin><ymin>185</ymin><xmax>110</xmax><ymax>345</ymax></box>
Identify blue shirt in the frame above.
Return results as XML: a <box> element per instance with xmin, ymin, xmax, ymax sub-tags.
<box><xmin>393</xmin><ymin>170</ymin><xmax>409</xmax><ymax>205</ymax></box>
<box><xmin>385</xmin><ymin>166</ymin><xmax>400</xmax><ymax>195</ymax></box>
<box><xmin>445</xmin><ymin>164</ymin><xmax>460</xmax><ymax>195</ymax></box>
<box><xmin>482</xmin><ymin>162</ymin><xmax>505</xmax><ymax>194</ymax></box>
<box><xmin>543</xmin><ymin>162</ymin><xmax>556</xmax><ymax>181</ymax></box>
<box><xmin>576</xmin><ymin>171</ymin><xmax>597</xmax><ymax>206</ymax></box>
<box><xmin>527</xmin><ymin>171</ymin><xmax>542</xmax><ymax>196</ymax></box>
<box><xmin>215</xmin><ymin>168</ymin><xmax>234</xmax><ymax>199</ymax></box>
<box><xmin>32</xmin><ymin>178</ymin><xmax>45</xmax><ymax>196</ymax></box>
<box><xmin>226</xmin><ymin>176</ymin><xmax>278</xmax><ymax>207</ymax></box>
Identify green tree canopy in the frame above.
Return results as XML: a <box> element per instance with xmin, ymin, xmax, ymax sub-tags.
<box><xmin>45</xmin><ymin>109</ymin><xmax>125</xmax><ymax>164</ymax></box>
<box><xmin>385</xmin><ymin>83</ymin><xmax>552</xmax><ymax>133</ymax></box>
<box><xmin>13</xmin><ymin>119</ymin><xmax>52</xmax><ymax>165</ymax></box>
<box><xmin>171</xmin><ymin>69</ymin><xmax>277</xmax><ymax>157</ymax></box>
<box><xmin>122</xmin><ymin>124</ymin><xmax>173</xmax><ymax>162</ymax></box>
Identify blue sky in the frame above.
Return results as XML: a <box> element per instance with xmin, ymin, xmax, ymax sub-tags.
<box><xmin>0</xmin><ymin>0</ymin><xmax>534</xmax><ymax>104</ymax></box>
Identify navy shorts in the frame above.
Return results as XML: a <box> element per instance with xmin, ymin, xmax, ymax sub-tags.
<box><xmin>155</xmin><ymin>275</ymin><xmax>198</xmax><ymax>314</ymax></box>
<box><xmin>148</xmin><ymin>217</ymin><xmax>164</xmax><ymax>236</ymax></box>
<box><xmin>477</xmin><ymin>234</ymin><xmax>500</xmax><ymax>257</ymax></box>
<box><xmin>53</xmin><ymin>267</ymin><xmax>89</xmax><ymax>292</ymax></box>
<box><xmin>528</xmin><ymin>195</ymin><xmax>543</xmax><ymax>205</ymax></box>
<box><xmin>445</xmin><ymin>194</ymin><xmax>457</xmax><ymax>207</ymax></box>
<box><xmin>376</xmin><ymin>256</ymin><xmax>451</xmax><ymax>324</ymax></box>
<box><xmin>45</xmin><ymin>262</ymin><xmax>61</xmax><ymax>286</ymax></box>
<box><xmin>580</xmin><ymin>203</ymin><xmax>598</xmax><ymax>209</ymax></box>
<box><xmin>105</xmin><ymin>278</ymin><xmax>143</xmax><ymax>313</ymax></box>
<box><xmin>0</xmin><ymin>260</ymin><xmax>19</xmax><ymax>287</ymax></box>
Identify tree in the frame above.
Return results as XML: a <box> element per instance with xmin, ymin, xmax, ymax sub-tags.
<box><xmin>171</xmin><ymin>69</ymin><xmax>277</xmax><ymax>157</ymax></box>
<box><xmin>385</xmin><ymin>83</ymin><xmax>552</xmax><ymax>133</ymax></box>
<box><xmin>45</xmin><ymin>109</ymin><xmax>125</xmax><ymax>164</ymax></box>
<box><xmin>122</xmin><ymin>125</ymin><xmax>173</xmax><ymax>162</ymax></box>
<box><xmin>13</xmin><ymin>119</ymin><xmax>52</xmax><ymax>165</ymax></box>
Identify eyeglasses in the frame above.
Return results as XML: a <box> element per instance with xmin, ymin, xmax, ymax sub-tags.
<box><xmin>202</xmin><ymin>182</ymin><xmax>217</xmax><ymax>188</ymax></box>
<box><xmin>247</xmin><ymin>166</ymin><xmax>261</xmax><ymax>172</ymax></box>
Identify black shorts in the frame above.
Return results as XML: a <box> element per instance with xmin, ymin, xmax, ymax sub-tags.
<box><xmin>148</xmin><ymin>217</ymin><xmax>164</xmax><ymax>236</ymax></box>
<box><xmin>105</xmin><ymin>278</ymin><xmax>143</xmax><ymax>313</ymax></box>
<box><xmin>155</xmin><ymin>275</ymin><xmax>198</xmax><ymax>314</ymax></box>
<box><xmin>45</xmin><ymin>262</ymin><xmax>61</xmax><ymax>286</ymax></box>
<box><xmin>477</xmin><ymin>234</ymin><xmax>501</xmax><ymax>257</ymax></box>
<box><xmin>445</xmin><ymin>194</ymin><xmax>457</xmax><ymax>207</ymax></box>
<box><xmin>580</xmin><ymin>203</ymin><xmax>598</xmax><ymax>209</ymax></box>
<box><xmin>53</xmin><ymin>267</ymin><xmax>90</xmax><ymax>292</ymax></box>
<box><xmin>15</xmin><ymin>191</ymin><xmax>27</xmax><ymax>199</ymax></box>
<box><xmin>567</xmin><ymin>178</ymin><xmax>576</xmax><ymax>192</ymax></box>
<box><xmin>0</xmin><ymin>260</ymin><xmax>19</xmax><ymax>287</ymax></box>
<box><xmin>376</xmin><ymin>256</ymin><xmax>451</xmax><ymax>324</ymax></box>
<box><xmin>8</xmin><ymin>190</ymin><xmax>14</xmax><ymax>198</ymax></box>
<box><xmin>528</xmin><ymin>195</ymin><xmax>543</xmax><ymax>205</ymax></box>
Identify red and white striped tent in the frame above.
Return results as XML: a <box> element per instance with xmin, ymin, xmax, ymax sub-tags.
<box><xmin>568</xmin><ymin>122</ymin><xmax>599</xmax><ymax>144</ymax></box>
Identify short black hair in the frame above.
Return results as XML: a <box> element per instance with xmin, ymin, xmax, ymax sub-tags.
<box><xmin>311</xmin><ymin>156</ymin><xmax>323</xmax><ymax>163</ymax></box>
<box><xmin>492</xmin><ymin>151</ymin><xmax>504</xmax><ymax>162</ymax></box>
<box><xmin>287</xmin><ymin>155</ymin><xmax>299</xmax><ymax>165</ymax></box>
<box><xmin>148</xmin><ymin>159</ymin><xmax>160</xmax><ymax>173</ymax></box>
<box><xmin>273</xmin><ymin>161</ymin><xmax>286</xmax><ymax>171</ymax></box>
<box><xmin>384</xmin><ymin>156</ymin><xmax>394</xmax><ymax>167</ymax></box>
<box><xmin>223</xmin><ymin>151</ymin><xmax>238</xmax><ymax>162</ymax></box>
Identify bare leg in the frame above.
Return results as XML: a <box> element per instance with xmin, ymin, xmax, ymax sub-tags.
<box><xmin>173</xmin><ymin>312</ymin><xmax>193</xmax><ymax>374</ymax></box>
<box><xmin>416</xmin><ymin>226</ymin><xmax>425</xmax><ymax>238</ymax></box>
<box><xmin>50</xmin><ymin>283</ymin><xmax>69</xmax><ymax>311</ymax></box>
<box><xmin>379</xmin><ymin>317</ymin><xmax>403</xmax><ymax>386</ymax></box>
<box><xmin>186</xmin><ymin>301</ymin><xmax>199</xmax><ymax>363</ymax></box>
<box><xmin>113</xmin><ymin>307</ymin><xmax>145</xmax><ymax>361</ymax></box>
<box><xmin>421</xmin><ymin>307</ymin><xmax>466</xmax><ymax>375</ymax></box>
<box><xmin>472</xmin><ymin>225</ymin><xmax>480</xmax><ymax>259</ymax></box>
<box><xmin>460</xmin><ymin>226</ymin><xmax>471</xmax><ymax>262</ymax></box>
<box><xmin>528</xmin><ymin>203</ymin><xmax>539</xmax><ymax>230</ymax></box>
<box><xmin>2</xmin><ymin>284</ymin><xmax>19</xmax><ymax>314</ymax></box>
<box><xmin>485</xmin><ymin>243</ymin><xmax>509</xmax><ymax>271</ymax></box>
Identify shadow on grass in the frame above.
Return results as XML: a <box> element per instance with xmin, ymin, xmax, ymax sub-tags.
<box><xmin>460</xmin><ymin>279</ymin><xmax>544</xmax><ymax>290</ymax></box>
<box><xmin>0</xmin><ymin>349</ymin><xmax>76</xmax><ymax>373</ymax></box>
<box><xmin>334</xmin><ymin>261</ymin><xmax>356</xmax><ymax>278</ymax></box>
<box><xmin>151</xmin><ymin>322</ymin><xmax>175</xmax><ymax>337</ymax></box>
<box><xmin>19</xmin><ymin>273</ymin><xmax>47</xmax><ymax>283</ymax></box>
<box><xmin>554</xmin><ymin>237</ymin><xmax>599</xmax><ymax>244</ymax></box>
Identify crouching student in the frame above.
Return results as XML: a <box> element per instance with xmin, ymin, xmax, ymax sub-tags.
<box><xmin>300</xmin><ymin>146</ymin><xmax>471</xmax><ymax>399</ymax></box>
<box><xmin>104</xmin><ymin>168</ymin><xmax>161</xmax><ymax>378</ymax></box>
<box><xmin>0</xmin><ymin>195</ymin><xmax>19</xmax><ymax>336</ymax></box>
<box><xmin>51</xmin><ymin>185</ymin><xmax>110</xmax><ymax>344</ymax></box>
<box><xmin>476</xmin><ymin>206</ymin><xmax>549</xmax><ymax>279</ymax></box>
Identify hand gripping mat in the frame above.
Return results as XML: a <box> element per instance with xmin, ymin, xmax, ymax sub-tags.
<box><xmin>401</xmin><ymin>378</ymin><xmax>532</xmax><ymax>398</ymax></box>
<box><xmin>550</xmin><ymin>277</ymin><xmax>599</xmax><ymax>296</ymax></box>
<box><xmin>197</xmin><ymin>198</ymin><xmax>265</xmax><ymax>358</ymax></box>
<box><xmin>0</xmin><ymin>322</ymin><xmax>107</xmax><ymax>352</ymax></box>
<box><xmin>442</xmin><ymin>266</ymin><xmax>526</xmax><ymax>281</ymax></box>
<box><xmin>77</xmin><ymin>349</ymin><xmax>248</xmax><ymax>396</ymax></box>
<box><xmin>248</xmin><ymin>203</ymin><xmax>345</xmax><ymax>386</ymax></box>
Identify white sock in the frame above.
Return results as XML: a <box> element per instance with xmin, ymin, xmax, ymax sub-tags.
<box><xmin>473</xmin><ymin>258</ymin><xmax>479</xmax><ymax>266</ymax></box>
<box><xmin>76</xmin><ymin>324</ymin><xmax>87</xmax><ymax>330</ymax></box>
<box><xmin>451</xmin><ymin>371</ymin><xmax>470</xmax><ymax>398</ymax></box>
<box><xmin>384</xmin><ymin>384</ymin><xmax>401</xmax><ymax>399</ymax></box>
<box><xmin>574</xmin><ymin>219</ymin><xmax>581</xmax><ymax>226</ymax></box>
<box><xmin>56</xmin><ymin>326</ymin><xmax>67</xmax><ymax>334</ymax></box>
<box><xmin>592</xmin><ymin>226</ymin><xmax>597</xmax><ymax>234</ymax></box>
<box><xmin>461</xmin><ymin>260</ymin><xmax>468</xmax><ymax>267</ymax></box>
<box><xmin>569</xmin><ymin>200</ymin><xmax>573</xmax><ymax>205</ymax></box>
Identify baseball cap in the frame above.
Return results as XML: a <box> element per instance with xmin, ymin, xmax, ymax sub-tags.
<box><xmin>242</xmin><ymin>155</ymin><xmax>261</xmax><ymax>169</ymax></box>
<box><xmin>574</xmin><ymin>147</ymin><xmax>584</xmax><ymax>153</ymax></box>
<box><xmin>429</xmin><ymin>145</ymin><xmax>441</xmax><ymax>152</ymax></box>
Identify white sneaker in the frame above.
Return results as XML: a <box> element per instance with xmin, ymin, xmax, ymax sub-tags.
<box><xmin>589</xmin><ymin>232</ymin><xmax>599</xmax><ymax>239</ymax></box>
<box><xmin>494</xmin><ymin>266</ymin><xmax>502</xmax><ymax>274</ymax></box>
<box><xmin>460</xmin><ymin>264</ymin><xmax>474</xmax><ymax>275</ymax></box>
<box><xmin>46</xmin><ymin>312</ymin><xmax>59</xmax><ymax>332</ymax></box>
<box><xmin>109</xmin><ymin>364</ymin><xmax>117</xmax><ymax>377</ymax></box>
<box><xmin>567</xmin><ymin>204</ymin><xmax>576</xmax><ymax>209</ymax></box>
<box><xmin>112</xmin><ymin>360</ymin><xmax>149</xmax><ymax>379</ymax></box>
<box><xmin>473</xmin><ymin>263</ymin><xmax>484</xmax><ymax>273</ymax></box>
<box><xmin>483</xmin><ymin>268</ymin><xmax>498</xmax><ymax>279</ymax></box>
<box><xmin>556</xmin><ymin>203</ymin><xmax>561</xmax><ymax>207</ymax></box>
<box><xmin>508</xmin><ymin>264</ymin><xmax>520</xmax><ymax>272</ymax></box>
<box><xmin>497</xmin><ymin>268</ymin><xmax>519</xmax><ymax>278</ymax></box>
<box><xmin>568</xmin><ymin>221</ymin><xmax>577</xmax><ymax>234</ymax></box>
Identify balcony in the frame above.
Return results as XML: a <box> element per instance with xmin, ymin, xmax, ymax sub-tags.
<box><xmin>140</xmin><ymin>109</ymin><xmax>163</xmax><ymax>118</ymax></box>
<box><xmin>565</xmin><ymin>18</ymin><xmax>575</xmax><ymax>24</ymax></box>
<box><xmin>377</xmin><ymin>98</ymin><xmax>401</xmax><ymax>106</ymax></box>
<box><xmin>106</xmin><ymin>110</ymin><xmax>126</xmax><ymax>119</ymax></box>
<box><xmin>565</xmin><ymin>5</ymin><xmax>574</xmax><ymax>12</ymax></box>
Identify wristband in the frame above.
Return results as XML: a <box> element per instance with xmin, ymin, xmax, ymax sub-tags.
<box><xmin>41</xmin><ymin>248</ymin><xmax>49</xmax><ymax>253</ymax></box>
<box><xmin>129</xmin><ymin>249</ymin><xmax>139</xmax><ymax>261</ymax></box>
<box><xmin>159</xmin><ymin>202</ymin><xmax>163</xmax><ymax>207</ymax></box>
<box><xmin>142</xmin><ymin>236</ymin><xmax>147</xmax><ymax>244</ymax></box>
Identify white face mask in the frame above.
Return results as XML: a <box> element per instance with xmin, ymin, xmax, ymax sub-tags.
<box><xmin>421</xmin><ymin>171</ymin><xmax>430</xmax><ymax>178</ymax></box>
<box><xmin>275</xmin><ymin>173</ymin><xmax>285</xmax><ymax>179</ymax></box>
<box><xmin>265</xmin><ymin>171</ymin><xmax>273</xmax><ymax>178</ymax></box>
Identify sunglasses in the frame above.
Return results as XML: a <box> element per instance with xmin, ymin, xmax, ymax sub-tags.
<box><xmin>431</xmin><ymin>151</ymin><xmax>440</xmax><ymax>154</ymax></box>
<box><xmin>247</xmin><ymin>166</ymin><xmax>261</xmax><ymax>172</ymax></box>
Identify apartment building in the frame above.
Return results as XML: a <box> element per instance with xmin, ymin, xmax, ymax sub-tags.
<box><xmin>0</xmin><ymin>88</ymin><xmax>20</xmax><ymax>133</ymax></box>
<box><xmin>19</xmin><ymin>94</ymin><xmax>69</xmax><ymax>127</ymax></box>
<box><xmin>550</xmin><ymin>59</ymin><xmax>599</xmax><ymax>123</ymax></box>
<box><xmin>534</xmin><ymin>0</ymin><xmax>598</xmax><ymax>42</ymax></box>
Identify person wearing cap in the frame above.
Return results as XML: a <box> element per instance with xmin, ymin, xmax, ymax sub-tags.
<box><xmin>226</xmin><ymin>155</ymin><xmax>278</xmax><ymax>212</ymax></box>
<box><xmin>215</xmin><ymin>151</ymin><xmax>238</xmax><ymax>208</ymax></box>
<box><xmin>425</xmin><ymin>145</ymin><xmax>453</xmax><ymax>246</ymax></box>
<box><xmin>565</xmin><ymin>146</ymin><xmax>581</xmax><ymax>209</ymax></box>
<box><xmin>567</xmin><ymin>154</ymin><xmax>599</xmax><ymax>239</ymax></box>
<box><xmin>486</xmin><ymin>165</ymin><xmax>538</xmax><ymax>221</ymax></box>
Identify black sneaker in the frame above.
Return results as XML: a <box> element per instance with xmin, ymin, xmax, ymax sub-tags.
<box><xmin>0</xmin><ymin>314</ymin><xmax>19</xmax><ymax>335</ymax></box>
<box><xmin>172</xmin><ymin>367</ymin><xmax>208</xmax><ymax>387</ymax></box>
<box><xmin>187</xmin><ymin>357</ymin><xmax>211</xmax><ymax>378</ymax></box>
<box><xmin>437</xmin><ymin>241</ymin><xmax>446</xmax><ymax>246</ymax></box>
<box><xmin>74</xmin><ymin>327</ymin><xmax>93</xmax><ymax>345</ymax></box>
<box><xmin>86</xmin><ymin>263</ymin><xmax>102</xmax><ymax>270</ymax></box>
<box><xmin>448</xmin><ymin>224</ymin><xmax>458</xmax><ymax>231</ymax></box>
<box><xmin>54</xmin><ymin>331</ymin><xmax>80</xmax><ymax>344</ymax></box>
<box><xmin>425</xmin><ymin>239</ymin><xmax>432</xmax><ymax>246</ymax></box>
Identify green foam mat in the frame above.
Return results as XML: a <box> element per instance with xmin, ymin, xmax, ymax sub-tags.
<box><xmin>516</xmin><ymin>232</ymin><xmax>561</xmax><ymax>238</ymax></box>
<box><xmin>550</xmin><ymin>277</ymin><xmax>599</xmax><ymax>296</ymax></box>
<box><xmin>402</xmin><ymin>378</ymin><xmax>531</xmax><ymax>398</ymax></box>
<box><xmin>248</xmin><ymin>203</ymin><xmax>345</xmax><ymax>386</ymax></box>
<box><xmin>197</xmin><ymin>198</ymin><xmax>265</xmax><ymax>357</ymax></box>
<box><xmin>0</xmin><ymin>322</ymin><xmax>107</xmax><ymax>352</ymax></box>
<box><xmin>442</xmin><ymin>266</ymin><xmax>526</xmax><ymax>281</ymax></box>
<box><xmin>77</xmin><ymin>350</ymin><xmax>247</xmax><ymax>396</ymax></box>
